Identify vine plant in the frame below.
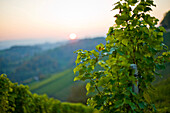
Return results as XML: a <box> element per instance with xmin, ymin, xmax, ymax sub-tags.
<box><xmin>74</xmin><ymin>0</ymin><xmax>170</xmax><ymax>112</ymax></box>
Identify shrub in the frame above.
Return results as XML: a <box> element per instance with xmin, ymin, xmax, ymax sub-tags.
<box><xmin>0</xmin><ymin>74</ymin><xmax>95</xmax><ymax>113</ymax></box>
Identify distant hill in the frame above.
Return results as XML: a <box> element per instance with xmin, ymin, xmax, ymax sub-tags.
<box><xmin>0</xmin><ymin>37</ymin><xmax>106</xmax><ymax>82</ymax></box>
<box><xmin>164</xmin><ymin>31</ymin><xmax>170</xmax><ymax>48</ymax></box>
<box><xmin>0</xmin><ymin>39</ymin><xmax>67</xmax><ymax>50</ymax></box>
<box><xmin>160</xmin><ymin>10</ymin><xmax>170</xmax><ymax>29</ymax></box>
<box><xmin>0</xmin><ymin>46</ymin><xmax>43</xmax><ymax>80</ymax></box>
<box><xmin>35</xmin><ymin>41</ymin><xmax>67</xmax><ymax>51</ymax></box>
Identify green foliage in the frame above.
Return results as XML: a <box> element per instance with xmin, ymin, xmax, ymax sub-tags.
<box><xmin>161</xmin><ymin>10</ymin><xmax>170</xmax><ymax>29</ymax></box>
<box><xmin>74</xmin><ymin>0</ymin><xmax>170</xmax><ymax>112</ymax></box>
<box><xmin>0</xmin><ymin>74</ymin><xmax>15</xmax><ymax>112</ymax></box>
<box><xmin>61</xmin><ymin>102</ymin><xmax>94</xmax><ymax>113</ymax></box>
<box><xmin>0</xmin><ymin>74</ymin><xmax>96</xmax><ymax>113</ymax></box>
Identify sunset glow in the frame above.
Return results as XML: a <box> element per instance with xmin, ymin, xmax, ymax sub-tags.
<box><xmin>69</xmin><ymin>33</ymin><xmax>77</xmax><ymax>40</ymax></box>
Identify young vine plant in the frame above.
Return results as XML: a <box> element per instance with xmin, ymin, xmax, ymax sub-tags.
<box><xmin>74</xmin><ymin>0</ymin><xmax>170</xmax><ymax>112</ymax></box>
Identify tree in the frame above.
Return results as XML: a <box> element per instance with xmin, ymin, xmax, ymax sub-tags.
<box><xmin>74</xmin><ymin>0</ymin><xmax>170</xmax><ymax>112</ymax></box>
<box><xmin>161</xmin><ymin>11</ymin><xmax>170</xmax><ymax>29</ymax></box>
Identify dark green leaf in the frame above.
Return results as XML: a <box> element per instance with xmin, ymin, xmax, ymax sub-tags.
<box><xmin>155</xmin><ymin>64</ymin><xmax>165</xmax><ymax>70</ymax></box>
<box><xmin>117</xmin><ymin>50</ymin><xmax>125</xmax><ymax>55</ymax></box>
<box><xmin>144</xmin><ymin>7</ymin><xmax>152</xmax><ymax>12</ymax></box>
<box><xmin>115</xmin><ymin>19</ymin><xmax>124</xmax><ymax>25</ymax></box>
<box><xmin>114</xmin><ymin>100</ymin><xmax>124</xmax><ymax>108</ymax></box>
<box><xmin>138</xmin><ymin>102</ymin><xmax>145</xmax><ymax>109</ymax></box>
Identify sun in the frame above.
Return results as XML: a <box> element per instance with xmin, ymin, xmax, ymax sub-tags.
<box><xmin>69</xmin><ymin>33</ymin><xmax>77</xmax><ymax>40</ymax></box>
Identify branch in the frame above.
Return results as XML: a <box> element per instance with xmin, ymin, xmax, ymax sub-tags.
<box><xmin>95</xmin><ymin>85</ymin><xmax>102</xmax><ymax>95</ymax></box>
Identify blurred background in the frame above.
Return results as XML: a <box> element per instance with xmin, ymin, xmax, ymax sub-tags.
<box><xmin>0</xmin><ymin>0</ymin><xmax>170</xmax><ymax>110</ymax></box>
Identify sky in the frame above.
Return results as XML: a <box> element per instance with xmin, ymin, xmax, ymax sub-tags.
<box><xmin>0</xmin><ymin>0</ymin><xmax>170</xmax><ymax>42</ymax></box>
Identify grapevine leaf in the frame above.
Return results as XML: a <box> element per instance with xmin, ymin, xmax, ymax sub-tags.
<box><xmin>74</xmin><ymin>76</ymin><xmax>80</xmax><ymax>81</ymax></box>
<box><xmin>155</xmin><ymin>64</ymin><xmax>165</xmax><ymax>70</ymax></box>
<box><xmin>122</xmin><ymin>39</ymin><xmax>128</xmax><ymax>46</ymax></box>
<box><xmin>144</xmin><ymin>7</ymin><xmax>152</xmax><ymax>12</ymax></box>
<box><xmin>115</xmin><ymin>19</ymin><xmax>124</xmax><ymax>25</ymax></box>
<box><xmin>91</xmin><ymin>50</ymin><xmax>99</xmax><ymax>58</ymax></box>
<box><xmin>96</xmin><ymin>43</ymin><xmax>105</xmax><ymax>51</ymax></box>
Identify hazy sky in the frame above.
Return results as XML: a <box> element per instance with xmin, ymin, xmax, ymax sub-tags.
<box><xmin>0</xmin><ymin>0</ymin><xmax>169</xmax><ymax>42</ymax></box>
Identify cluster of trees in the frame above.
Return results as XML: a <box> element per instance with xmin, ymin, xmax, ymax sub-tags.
<box><xmin>0</xmin><ymin>74</ymin><xmax>95</xmax><ymax>113</ymax></box>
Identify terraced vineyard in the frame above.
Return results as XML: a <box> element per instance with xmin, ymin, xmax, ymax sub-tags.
<box><xmin>30</xmin><ymin>69</ymin><xmax>76</xmax><ymax>101</ymax></box>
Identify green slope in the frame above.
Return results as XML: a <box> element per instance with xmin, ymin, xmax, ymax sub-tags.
<box><xmin>152</xmin><ymin>77</ymin><xmax>170</xmax><ymax>112</ymax></box>
<box><xmin>30</xmin><ymin>69</ymin><xmax>76</xmax><ymax>101</ymax></box>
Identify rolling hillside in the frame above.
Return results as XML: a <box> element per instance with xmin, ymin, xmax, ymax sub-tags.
<box><xmin>0</xmin><ymin>37</ymin><xmax>106</xmax><ymax>83</ymax></box>
<box><xmin>29</xmin><ymin>68</ymin><xmax>78</xmax><ymax>101</ymax></box>
<box><xmin>152</xmin><ymin>77</ymin><xmax>170</xmax><ymax>112</ymax></box>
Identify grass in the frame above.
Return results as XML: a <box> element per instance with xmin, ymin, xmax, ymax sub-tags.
<box><xmin>152</xmin><ymin>77</ymin><xmax>170</xmax><ymax>112</ymax></box>
<box><xmin>29</xmin><ymin>68</ymin><xmax>76</xmax><ymax>101</ymax></box>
